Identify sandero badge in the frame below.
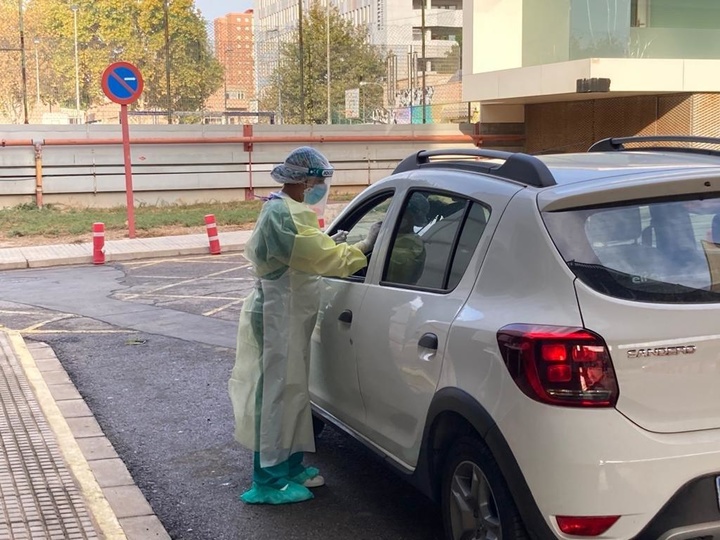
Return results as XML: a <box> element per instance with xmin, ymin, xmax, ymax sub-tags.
<box><xmin>626</xmin><ymin>345</ymin><xmax>696</xmax><ymax>358</ymax></box>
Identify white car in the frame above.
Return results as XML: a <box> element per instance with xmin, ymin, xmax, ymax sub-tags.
<box><xmin>310</xmin><ymin>136</ymin><xmax>720</xmax><ymax>540</ymax></box>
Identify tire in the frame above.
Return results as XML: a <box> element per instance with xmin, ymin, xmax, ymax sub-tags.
<box><xmin>441</xmin><ymin>436</ymin><xmax>528</xmax><ymax>540</ymax></box>
<box><xmin>312</xmin><ymin>413</ymin><xmax>326</xmax><ymax>438</ymax></box>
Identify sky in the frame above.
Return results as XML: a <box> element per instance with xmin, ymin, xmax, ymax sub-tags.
<box><xmin>194</xmin><ymin>0</ymin><xmax>254</xmax><ymax>22</ymax></box>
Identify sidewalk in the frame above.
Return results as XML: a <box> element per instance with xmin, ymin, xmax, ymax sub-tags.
<box><xmin>0</xmin><ymin>230</ymin><xmax>252</xmax><ymax>539</ymax></box>
<box><xmin>0</xmin><ymin>230</ymin><xmax>253</xmax><ymax>271</ymax></box>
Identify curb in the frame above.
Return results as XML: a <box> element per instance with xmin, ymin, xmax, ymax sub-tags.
<box><xmin>10</xmin><ymin>332</ymin><xmax>171</xmax><ymax>540</ymax></box>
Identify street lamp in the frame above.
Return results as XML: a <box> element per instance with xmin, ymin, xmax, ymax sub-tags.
<box><xmin>71</xmin><ymin>5</ymin><xmax>80</xmax><ymax>124</ymax></box>
<box><xmin>326</xmin><ymin>0</ymin><xmax>331</xmax><ymax>124</ymax></box>
<box><xmin>33</xmin><ymin>37</ymin><xmax>40</xmax><ymax>105</ymax></box>
<box><xmin>224</xmin><ymin>46</ymin><xmax>232</xmax><ymax>121</ymax></box>
<box><xmin>268</xmin><ymin>28</ymin><xmax>282</xmax><ymax>124</ymax></box>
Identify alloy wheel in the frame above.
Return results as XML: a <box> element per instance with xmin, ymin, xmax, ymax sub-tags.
<box><xmin>448</xmin><ymin>459</ymin><xmax>502</xmax><ymax>540</ymax></box>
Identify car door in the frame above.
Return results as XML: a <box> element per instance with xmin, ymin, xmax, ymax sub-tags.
<box><xmin>353</xmin><ymin>189</ymin><xmax>493</xmax><ymax>468</ymax></box>
<box><xmin>309</xmin><ymin>190</ymin><xmax>396</xmax><ymax>431</ymax></box>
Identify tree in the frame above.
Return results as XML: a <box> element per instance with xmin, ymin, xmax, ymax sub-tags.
<box><xmin>0</xmin><ymin>0</ymin><xmax>30</xmax><ymax>122</ymax></box>
<box><xmin>261</xmin><ymin>1</ymin><xmax>386</xmax><ymax>124</ymax></box>
<box><xmin>13</xmin><ymin>0</ymin><xmax>222</xmax><ymax>115</ymax></box>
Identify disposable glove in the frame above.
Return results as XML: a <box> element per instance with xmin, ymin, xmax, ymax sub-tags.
<box><xmin>354</xmin><ymin>221</ymin><xmax>382</xmax><ymax>254</ymax></box>
<box><xmin>330</xmin><ymin>230</ymin><xmax>349</xmax><ymax>244</ymax></box>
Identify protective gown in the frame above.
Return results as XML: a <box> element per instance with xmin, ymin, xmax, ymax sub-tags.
<box><xmin>229</xmin><ymin>194</ymin><xmax>367</xmax><ymax>468</ymax></box>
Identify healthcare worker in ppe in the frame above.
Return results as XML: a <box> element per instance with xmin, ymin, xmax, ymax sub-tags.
<box><xmin>229</xmin><ymin>146</ymin><xmax>381</xmax><ymax>505</ymax></box>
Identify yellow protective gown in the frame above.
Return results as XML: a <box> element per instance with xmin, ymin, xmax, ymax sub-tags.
<box><xmin>229</xmin><ymin>194</ymin><xmax>367</xmax><ymax>468</ymax></box>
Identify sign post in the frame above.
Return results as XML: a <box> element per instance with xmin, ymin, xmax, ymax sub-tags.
<box><xmin>101</xmin><ymin>61</ymin><xmax>144</xmax><ymax>238</ymax></box>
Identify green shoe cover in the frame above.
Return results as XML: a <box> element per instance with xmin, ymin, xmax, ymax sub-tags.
<box><xmin>290</xmin><ymin>466</ymin><xmax>320</xmax><ymax>485</ymax></box>
<box><xmin>240</xmin><ymin>481</ymin><xmax>314</xmax><ymax>505</ymax></box>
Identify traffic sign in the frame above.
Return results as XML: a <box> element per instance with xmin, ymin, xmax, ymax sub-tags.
<box><xmin>101</xmin><ymin>62</ymin><xmax>144</xmax><ymax>105</ymax></box>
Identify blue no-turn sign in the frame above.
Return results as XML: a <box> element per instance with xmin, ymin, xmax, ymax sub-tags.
<box><xmin>101</xmin><ymin>62</ymin><xmax>144</xmax><ymax>105</ymax></box>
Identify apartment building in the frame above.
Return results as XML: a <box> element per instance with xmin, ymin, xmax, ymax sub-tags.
<box><xmin>463</xmin><ymin>0</ymin><xmax>720</xmax><ymax>152</ymax></box>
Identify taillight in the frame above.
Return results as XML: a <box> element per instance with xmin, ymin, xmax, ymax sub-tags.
<box><xmin>496</xmin><ymin>324</ymin><xmax>618</xmax><ymax>407</ymax></box>
<box><xmin>556</xmin><ymin>515</ymin><xmax>620</xmax><ymax>536</ymax></box>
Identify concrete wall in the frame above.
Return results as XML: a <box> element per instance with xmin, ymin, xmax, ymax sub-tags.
<box><xmin>0</xmin><ymin>124</ymin><xmax>478</xmax><ymax>208</ymax></box>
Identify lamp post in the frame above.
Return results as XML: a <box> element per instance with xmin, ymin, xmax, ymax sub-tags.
<box><xmin>420</xmin><ymin>0</ymin><xmax>426</xmax><ymax>124</ymax></box>
<box><xmin>326</xmin><ymin>0</ymin><xmax>331</xmax><ymax>124</ymax></box>
<box><xmin>223</xmin><ymin>46</ymin><xmax>231</xmax><ymax>119</ymax></box>
<box><xmin>267</xmin><ymin>28</ymin><xmax>283</xmax><ymax>124</ymax></box>
<box><xmin>71</xmin><ymin>5</ymin><xmax>80</xmax><ymax>124</ymax></box>
<box><xmin>163</xmin><ymin>0</ymin><xmax>172</xmax><ymax>123</ymax></box>
<box><xmin>298</xmin><ymin>0</ymin><xmax>305</xmax><ymax>124</ymax></box>
<box><xmin>33</xmin><ymin>38</ymin><xmax>40</xmax><ymax>105</ymax></box>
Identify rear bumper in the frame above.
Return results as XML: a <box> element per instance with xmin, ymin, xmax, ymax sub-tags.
<box><xmin>497</xmin><ymin>400</ymin><xmax>720</xmax><ymax>539</ymax></box>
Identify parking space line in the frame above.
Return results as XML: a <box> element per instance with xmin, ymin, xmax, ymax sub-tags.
<box><xmin>22</xmin><ymin>313</ymin><xmax>77</xmax><ymax>332</ymax></box>
<box><xmin>115</xmin><ymin>292</ymin><xmax>243</xmax><ymax>301</ymax></box>
<box><xmin>203</xmin><ymin>299</ymin><xmax>244</xmax><ymax>317</ymax></box>
<box><xmin>122</xmin><ymin>266</ymin><xmax>247</xmax><ymax>300</ymax></box>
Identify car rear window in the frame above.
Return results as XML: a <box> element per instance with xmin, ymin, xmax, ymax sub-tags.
<box><xmin>543</xmin><ymin>195</ymin><xmax>720</xmax><ymax>303</ymax></box>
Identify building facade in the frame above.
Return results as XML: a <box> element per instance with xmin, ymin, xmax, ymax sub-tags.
<box><xmin>462</xmin><ymin>0</ymin><xmax>720</xmax><ymax>152</ymax></box>
<box><xmin>254</xmin><ymin>0</ymin><xmax>463</xmax><ymax>123</ymax></box>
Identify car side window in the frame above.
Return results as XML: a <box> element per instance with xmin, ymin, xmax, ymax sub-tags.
<box><xmin>331</xmin><ymin>192</ymin><xmax>394</xmax><ymax>280</ymax></box>
<box><xmin>381</xmin><ymin>191</ymin><xmax>490</xmax><ymax>291</ymax></box>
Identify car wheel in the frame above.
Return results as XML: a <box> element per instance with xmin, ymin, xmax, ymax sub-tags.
<box><xmin>441</xmin><ymin>436</ymin><xmax>527</xmax><ymax>540</ymax></box>
<box><xmin>312</xmin><ymin>413</ymin><xmax>325</xmax><ymax>438</ymax></box>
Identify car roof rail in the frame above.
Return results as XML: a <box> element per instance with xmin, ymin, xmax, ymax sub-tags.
<box><xmin>392</xmin><ymin>148</ymin><xmax>557</xmax><ymax>188</ymax></box>
<box><xmin>589</xmin><ymin>135</ymin><xmax>720</xmax><ymax>156</ymax></box>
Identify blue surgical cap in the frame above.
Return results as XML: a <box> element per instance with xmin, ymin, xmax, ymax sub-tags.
<box><xmin>270</xmin><ymin>146</ymin><xmax>334</xmax><ymax>184</ymax></box>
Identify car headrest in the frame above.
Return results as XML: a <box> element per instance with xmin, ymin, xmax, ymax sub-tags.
<box><xmin>713</xmin><ymin>213</ymin><xmax>720</xmax><ymax>244</ymax></box>
<box><xmin>586</xmin><ymin>207</ymin><xmax>641</xmax><ymax>244</ymax></box>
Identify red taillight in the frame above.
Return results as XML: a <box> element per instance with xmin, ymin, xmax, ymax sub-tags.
<box><xmin>496</xmin><ymin>324</ymin><xmax>618</xmax><ymax>407</ymax></box>
<box><xmin>556</xmin><ymin>515</ymin><xmax>620</xmax><ymax>536</ymax></box>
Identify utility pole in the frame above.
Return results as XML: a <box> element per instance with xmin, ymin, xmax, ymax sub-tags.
<box><xmin>298</xmin><ymin>0</ymin><xmax>305</xmax><ymax>124</ymax></box>
<box><xmin>164</xmin><ymin>0</ymin><xmax>172</xmax><ymax>124</ymax></box>
<box><xmin>421</xmin><ymin>0</ymin><xmax>426</xmax><ymax>124</ymax></box>
<box><xmin>18</xmin><ymin>0</ymin><xmax>29</xmax><ymax>124</ymax></box>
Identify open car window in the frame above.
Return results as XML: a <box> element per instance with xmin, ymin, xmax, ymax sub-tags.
<box><xmin>330</xmin><ymin>191</ymin><xmax>395</xmax><ymax>281</ymax></box>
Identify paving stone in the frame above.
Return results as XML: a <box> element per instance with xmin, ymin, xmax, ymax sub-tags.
<box><xmin>56</xmin><ymin>399</ymin><xmax>93</xmax><ymax>419</ymax></box>
<box><xmin>119</xmin><ymin>515</ymin><xmax>172</xmax><ymax>540</ymax></box>
<box><xmin>46</xmin><ymin>383</ymin><xmax>82</xmax><ymax>402</ymax></box>
<box><xmin>75</xmin><ymin>437</ymin><xmax>119</xmax><ymax>461</ymax></box>
<box><xmin>65</xmin><ymin>417</ymin><xmax>104</xmax><ymax>439</ymax></box>
<box><xmin>103</xmin><ymin>486</ymin><xmax>154</xmax><ymax>519</ymax></box>
<box><xmin>88</xmin><ymin>459</ymin><xmax>135</xmax><ymax>488</ymax></box>
<box><xmin>41</xmin><ymin>371</ymin><xmax>72</xmax><ymax>385</ymax></box>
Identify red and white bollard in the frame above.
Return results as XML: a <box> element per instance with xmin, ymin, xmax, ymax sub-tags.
<box><xmin>92</xmin><ymin>222</ymin><xmax>105</xmax><ymax>265</ymax></box>
<box><xmin>204</xmin><ymin>214</ymin><xmax>221</xmax><ymax>255</ymax></box>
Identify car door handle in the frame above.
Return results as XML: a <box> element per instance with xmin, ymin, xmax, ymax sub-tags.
<box><xmin>418</xmin><ymin>333</ymin><xmax>438</xmax><ymax>350</ymax></box>
<box><xmin>338</xmin><ymin>310</ymin><xmax>353</xmax><ymax>324</ymax></box>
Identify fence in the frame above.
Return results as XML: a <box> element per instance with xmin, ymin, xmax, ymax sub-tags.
<box><xmin>0</xmin><ymin>1</ymin><xmax>471</xmax><ymax>126</ymax></box>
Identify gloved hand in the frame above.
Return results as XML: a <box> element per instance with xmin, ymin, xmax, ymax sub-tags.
<box><xmin>354</xmin><ymin>221</ymin><xmax>382</xmax><ymax>254</ymax></box>
<box><xmin>330</xmin><ymin>230</ymin><xmax>349</xmax><ymax>244</ymax></box>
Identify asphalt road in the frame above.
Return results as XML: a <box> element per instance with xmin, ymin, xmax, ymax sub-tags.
<box><xmin>0</xmin><ymin>253</ymin><xmax>443</xmax><ymax>540</ymax></box>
